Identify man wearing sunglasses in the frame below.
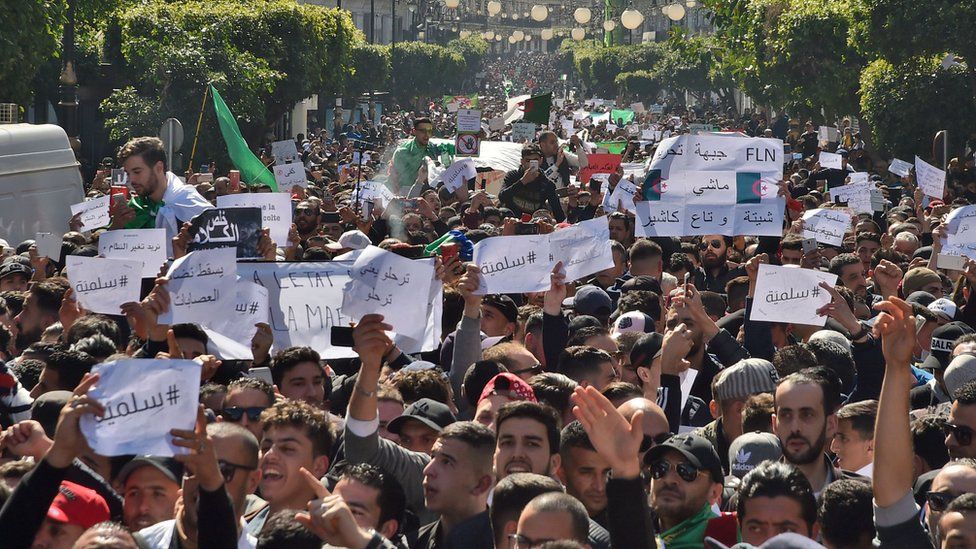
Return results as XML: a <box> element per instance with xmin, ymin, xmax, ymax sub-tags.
<box><xmin>389</xmin><ymin>117</ymin><xmax>441</xmax><ymax>194</ymax></box>
<box><xmin>693</xmin><ymin>235</ymin><xmax>745</xmax><ymax>295</ymax></box>
<box><xmin>946</xmin><ymin>381</ymin><xmax>976</xmax><ymax>460</ymax></box>
<box><xmin>217</xmin><ymin>377</ymin><xmax>274</xmax><ymax>440</ymax></box>
<box><xmin>644</xmin><ymin>432</ymin><xmax>728</xmax><ymax>548</ymax></box>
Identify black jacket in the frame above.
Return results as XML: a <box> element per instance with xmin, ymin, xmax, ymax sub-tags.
<box><xmin>499</xmin><ymin>169</ymin><xmax>566</xmax><ymax>222</ymax></box>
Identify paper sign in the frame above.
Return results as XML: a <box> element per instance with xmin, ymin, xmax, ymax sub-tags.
<box><xmin>561</xmin><ymin>119</ymin><xmax>575</xmax><ymax>135</ymax></box>
<box><xmin>819</xmin><ymin>151</ymin><xmax>843</xmax><ymax>170</ymax></box>
<box><xmin>70</xmin><ymin>196</ymin><xmax>111</xmax><ymax>231</ymax></box>
<box><xmin>512</xmin><ymin>122</ymin><xmax>537</xmax><ymax>142</ymax></box>
<box><xmin>631</xmin><ymin>102</ymin><xmax>645</xmax><ymax>113</ymax></box>
<box><xmin>159</xmin><ymin>248</ymin><xmax>236</xmax><ymax>325</ymax></box>
<box><xmin>66</xmin><ymin>256</ymin><xmax>142</xmax><ymax>314</ymax></box>
<box><xmin>80</xmin><ymin>358</ymin><xmax>201</xmax><ymax>456</ymax></box>
<box><xmin>603</xmin><ymin>178</ymin><xmax>638</xmax><ymax>214</ymax></box>
<box><xmin>473</xmin><ymin>234</ymin><xmax>552</xmax><ymax>295</ymax></box>
<box><xmin>341</xmin><ymin>246</ymin><xmax>435</xmax><ymax>342</ymax></box>
<box><xmin>578</xmin><ymin>154</ymin><xmax>622</xmax><ymax>184</ymax></box>
<box><xmin>889</xmin><ymin>158</ymin><xmax>912</xmax><ymax>178</ymax></box>
<box><xmin>98</xmin><ymin>229</ymin><xmax>168</xmax><ymax>278</ymax></box>
<box><xmin>188</xmin><ymin>207</ymin><xmax>263</xmax><ymax>259</ymax></box>
<box><xmin>915</xmin><ymin>156</ymin><xmax>946</xmax><ymax>198</ymax></box>
<box><xmin>435</xmin><ymin>158</ymin><xmax>478</xmax><ymax>193</ymax></box>
<box><xmin>273</xmin><ymin>162</ymin><xmax>308</xmax><ymax>190</ymax></box>
<box><xmin>549</xmin><ymin>217</ymin><xmax>614</xmax><ymax>282</ymax></box>
<box><xmin>217</xmin><ymin>194</ymin><xmax>292</xmax><ymax>248</ymax></box>
<box><xmin>829</xmin><ymin>182</ymin><xmax>873</xmax><ymax>214</ymax></box>
<box><xmin>457</xmin><ymin>109</ymin><xmax>482</xmax><ymax>133</ymax></box>
<box><xmin>271</xmin><ymin>140</ymin><xmax>300</xmax><ymax>164</ymax></box>
<box><xmin>818</xmin><ymin>126</ymin><xmax>839</xmax><ymax>143</ymax></box>
<box><xmin>204</xmin><ymin>280</ymin><xmax>269</xmax><ymax>360</ymax></box>
<box><xmin>802</xmin><ymin>208</ymin><xmax>852</xmax><ymax>246</ymax></box>
<box><xmin>35</xmin><ymin>233</ymin><xmax>61</xmax><ymax>261</ymax></box>
<box><xmin>750</xmin><ymin>264</ymin><xmax>837</xmax><ymax>326</ymax></box>
<box><xmin>489</xmin><ymin>117</ymin><xmax>506</xmax><ymax>132</ymax></box>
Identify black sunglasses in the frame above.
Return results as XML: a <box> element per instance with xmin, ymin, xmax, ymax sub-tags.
<box><xmin>510</xmin><ymin>363</ymin><xmax>544</xmax><ymax>377</ymax></box>
<box><xmin>943</xmin><ymin>422</ymin><xmax>974</xmax><ymax>446</ymax></box>
<box><xmin>640</xmin><ymin>432</ymin><xmax>674</xmax><ymax>454</ymax></box>
<box><xmin>698</xmin><ymin>239</ymin><xmax>722</xmax><ymax>251</ymax></box>
<box><xmin>926</xmin><ymin>491</ymin><xmax>967</xmax><ymax>513</ymax></box>
<box><xmin>220</xmin><ymin>406</ymin><xmax>267</xmax><ymax>422</ymax></box>
<box><xmin>217</xmin><ymin>459</ymin><xmax>257</xmax><ymax>483</ymax></box>
<box><xmin>649</xmin><ymin>458</ymin><xmax>702</xmax><ymax>483</ymax></box>
<box><xmin>295</xmin><ymin>207</ymin><xmax>319</xmax><ymax>215</ymax></box>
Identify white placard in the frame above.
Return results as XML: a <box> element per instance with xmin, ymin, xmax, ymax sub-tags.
<box><xmin>70</xmin><ymin>196</ymin><xmax>111</xmax><ymax>232</ymax></box>
<box><xmin>80</xmin><ymin>359</ymin><xmax>201</xmax><ymax>456</ymax></box>
<box><xmin>489</xmin><ymin>117</ymin><xmax>506</xmax><ymax>132</ymax></box>
<box><xmin>273</xmin><ymin>162</ymin><xmax>308</xmax><ymax>190</ymax></box>
<box><xmin>204</xmin><ymin>279</ymin><xmax>269</xmax><ymax>360</ymax></box>
<box><xmin>818</xmin><ymin>126</ymin><xmax>839</xmax><ymax>143</ymax></box>
<box><xmin>819</xmin><ymin>151</ymin><xmax>843</xmax><ymax>170</ymax></box>
<box><xmin>456</xmin><ymin>109</ymin><xmax>482</xmax><ymax>133</ymax></box>
<box><xmin>549</xmin><ymin>217</ymin><xmax>614</xmax><ymax>282</ymax></box>
<box><xmin>603</xmin><ymin>178</ymin><xmax>638</xmax><ymax>214</ymax></box>
<box><xmin>66</xmin><ymin>256</ymin><xmax>142</xmax><ymax>314</ymax></box>
<box><xmin>631</xmin><ymin>102</ymin><xmax>645</xmax><ymax>113</ymax></box>
<box><xmin>435</xmin><ymin>158</ymin><xmax>478</xmax><ymax>193</ymax></box>
<box><xmin>802</xmin><ymin>208</ymin><xmax>852</xmax><ymax>246</ymax></box>
<box><xmin>561</xmin><ymin>119</ymin><xmax>575</xmax><ymax>135</ymax></box>
<box><xmin>512</xmin><ymin>122</ymin><xmax>537</xmax><ymax>142</ymax></box>
<box><xmin>354</xmin><ymin>180</ymin><xmax>396</xmax><ymax>207</ymax></box>
<box><xmin>98</xmin><ymin>229</ymin><xmax>168</xmax><ymax>278</ymax></box>
<box><xmin>35</xmin><ymin>232</ymin><xmax>61</xmax><ymax>261</ymax></box>
<box><xmin>271</xmin><ymin>139</ymin><xmax>300</xmax><ymax>164</ymax></box>
<box><xmin>159</xmin><ymin>248</ymin><xmax>236</xmax><ymax>325</ymax></box>
<box><xmin>473</xmin><ymin>234</ymin><xmax>552</xmax><ymax>295</ymax></box>
<box><xmin>829</xmin><ymin>181</ymin><xmax>873</xmax><ymax>214</ymax></box>
<box><xmin>889</xmin><ymin>158</ymin><xmax>912</xmax><ymax>178</ymax></box>
<box><xmin>217</xmin><ymin>193</ymin><xmax>292</xmax><ymax>247</ymax></box>
<box><xmin>750</xmin><ymin>264</ymin><xmax>837</xmax><ymax>326</ymax></box>
<box><xmin>915</xmin><ymin>156</ymin><xmax>946</xmax><ymax>199</ymax></box>
<box><xmin>341</xmin><ymin>246</ymin><xmax>435</xmax><ymax>343</ymax></box>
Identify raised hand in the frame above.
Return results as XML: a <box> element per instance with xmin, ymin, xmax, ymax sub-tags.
<box><xmin>873</xmin><ymin>297</ymin><xmax>916</xmax><ymax>373</ymax></box>
<box><xmin>352</xmin><ymin>314</ymin><xmax>393</xmax><ymax>371</ymax></box>
<box><xmin>47</xmin><ymin>373</ymin><xmax>104</xmax><ymax>468</ymax></box>
<box><xmin>572</xmin><ymin>386</ymin><xmax>642</xmax><ymax>478</ymax></box>
<box><xmin>171</xmin><ymin>406</ymin><xmax>223</xmax><ymax>491</ymax></box>
<box><xmin>295</xmin><ymin>468</ymin><xmax>374</xmax><ymax>548</ymax></box>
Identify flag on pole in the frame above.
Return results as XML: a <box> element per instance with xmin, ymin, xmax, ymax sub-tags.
<box><xmin>521</xmin><ymin>93</ymin><xmax>552</xmax><ymax>125</ymax></box>
<box><xmin>210</xmin><ymin>85</ymin><xmax>278</xmax><ymax>191</ymax></box>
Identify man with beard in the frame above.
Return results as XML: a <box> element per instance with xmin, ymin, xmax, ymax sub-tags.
<box><xmin>773</xmin><ymin>369</ymin><xmax>855</xmax><ymax>497</ymax></box>
<box><xmin>390</xmin><ymin>117</ymin><xmax>442</xmax><ymax>195</ymax></box>
<box><xmin>118</xmin><ymin>457</ymin><xmax>182</xmax><ymax>531</ymax></box>
<box><xmin>693</xmin><ymin>235</ymin><xmax>745</xmax><ymax>294</ymax></box>
<box><xmin>946</xmin><ymin>381</ymin><xmax>976</xmax><ymax>460</ymax></box>
<box><xmin>109</xmin><ymin>137</ymin><xmax>212</xmax><ymax>240</ymax></box>
<box><xmin>829</xmin><ymin>253</ymin><xmax>869</xmax><ymax>301</ymax></box>
<box><xmin>293</xmin><ymin>201</ymin><xmax>322</xmax><ymax>245</ymax></box>
<box><xmin>556</xmin><ymin>421</ymin><xmax>612</xmax><ymax>526</ymax></box>
<box><xmin>13</xmin><ymin>280</ymin><xmax>66</xmax><ymax>355</ymax></box>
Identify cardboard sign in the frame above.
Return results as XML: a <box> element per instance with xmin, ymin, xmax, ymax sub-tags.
<box><xmin>578</xmin><ymin>154</ymin><xmax>622</xmax><ymax>184</ymax></box>
<box><xmin>273</xmin><ymin>162</ymin><xmax>308</xmax><ymax>190</ymax></box>
<box><xmin>188</xmin><ymin>207</ymin><xmax>263</xmax><ymax>259</ymax></box>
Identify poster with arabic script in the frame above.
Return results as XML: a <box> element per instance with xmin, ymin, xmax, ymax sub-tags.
<box><xmin>802</xmin><ymin>208</ymin><xmax>852</xmax><ymax>246</ymax></box>
<box><xmin>98</xmin><ymin>229</ymin><xmax>168</xmax><ymax>277</ymax></box>
<box><xmin>548</xmin><ymin>217</ymin><xmax>614</xmax><ymax>282</ymax></box>
<box><xmin>187</xmin><ymin>207</ymin><xmax>262</xmax><ymax>259</ymax></box>
<box><xmin>159</xmin><ymin>248</ymin><xmax>236</xmax><ymax>325</ymax></box>
<box><xmin>750</xmin><ymin>264</ymin><xmax>836</xmax><ymax>326</ymax></box>
<box><xmin>66</xmin><ymin>256</ymin><xmax>142</xmax><ymax>314</ymax></box>
<box><xmin>473</xmin><ymin>234</ymin><xmax>552</xmax><ymax>295</ymax></box>
<box><xmin>80</xmin><ymin>358</ymin><xmax>202</xmax><ymax>456</ymax></box>
<box><xmin>635</xmin><ymin>135</ymin><xmax>785</xmax><ymax>237</ymax></box>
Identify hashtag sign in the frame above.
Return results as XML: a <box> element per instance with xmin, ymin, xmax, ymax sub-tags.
<box><xmin>526</xmin><ymin>251</ymin><xmax>536</xmax><ymax>264</ymax></box>
<box><xmin>811</xmin><ymin>286</ymin><xmax>820</xmax><ymax>298</ymax></box>
<box><xmin>249</xmin><ymin>302</ymin><xmax>259</xmax><ymax>314</ymax></box>
<box><xmin>166</xmin><ymin>384</ymin><xmax>180</xmax><ymax>405</ymax></box>
<box><xmin>118</xmin><ymin>275</ymin><xmax>128</xmax><ymax>287</ymax></box>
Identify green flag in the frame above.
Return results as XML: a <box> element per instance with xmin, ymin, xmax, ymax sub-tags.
<box><xmin>522</xmin><ymin>93</ymin><xmax>552</xmax><ymax>124</ymax></box>
<box><xmin>610</xmin><ymin>109</ymin><xmax>636</xmax><ymax>125</ymax></box>
<box><xmin>211</xmin><ymin>85</ymin><xmax>278</xmax><ymax>191</ymax></box>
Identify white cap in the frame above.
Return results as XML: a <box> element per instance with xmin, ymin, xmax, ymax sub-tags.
<box><xmin>325</xmin><ymin>230</ymin><xmax>371</xmax><ymax>251</ymax></box>
<box><xmin>611</xmin><ymin>311</ymin><xmax>654</xmax><ymax>336</ymax></box>
<box><xmin>929</xmin><ymin>298</ymin><xmax>958</xmax><ymax>321</ymax></box>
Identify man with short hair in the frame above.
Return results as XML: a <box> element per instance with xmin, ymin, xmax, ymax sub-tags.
<box><xmin>13</xmin><ymin>280</ymin><xmax>66</xmax><ymax>354</ymax></box>
<box><xmin>489</xmin><ymin>473</ymin><xmax>564</xmax><ymax>547</ymax></box>
<box><xmin>118</xmin><ymin>456</ymin><xmax>182</xmax><ymax>531</ymax></box>
<box><xmin>29</xmin><ymin>350</ymin><xmax>97</xmax><ymax>399</ymax></box>
<box><xmin>332</xmin><ymin>463</ymin><xmax>406</xmax><ymax>542</ymax></box>
<box><xmin>557</xmin><ymin>421</ymin><xmax>611</xmax><ymax>524</ymax></box>
<box><xmin>219</xmin><ymin>376</ymin><xmax>275</xmax><ymax>440</ymax></box>
<box><xmin>829</xmin><ymin>253</ymin><xmax>868</xmax><ymax>299</ymax></box>
<box><xmin>946</xmin><ymin>381</ymin><xmax>976</xmax><ymax>459</ymax></box>
<box><xmin>831</xmin><ymin>399</ymin><xmax>877</xmax><ymax>476</ymax></box>
<box><xmin>514</xmin><ymin>492</ymin><xmax>591</xmax><ymax>547</ymax></box>
<box><xmin>693</xmin><ymin>236</ymin><xmax>745</xmax><ymax>294</ymax></box>
<box><xmin>493</xmin><ymin>401</ymin><xmax>561</xmax><ymax>480</ymax></box>
<box><xmin>557</xmin><ymin>346</ymin><xmax>618</xmax><ymax>392</ymax></box>
<box><xmin>537</xmin><ymin>131</ymin><xmax>587</xmax><ymax>188</ymax></box>
<box><xmin>736</xmin><ymin>461</ymin><xmax>818</xmax><ymax>545</ymax></box>
<box><xmin>270</xmin><ymin>347</ymin><xmax>328</xmax><ymax>410</ymax></box>
<box><xmin>939</xmin><ymin>493</ymin><xmax>976</xmax><ymax>548</ymax></box>
<box><xmin>390</xmin><ymin>117</ymin><xmax>442</xmax><ymax>194</ymax></box>
<box><xmin>498</xmin><ymin>143</ymin><xmax>565</xmax><ymax>222</ymax></box>
<box><xmin>818</xmin><ymin>478</ymin><xmax>876</xmax><ymax>549</ymax></box>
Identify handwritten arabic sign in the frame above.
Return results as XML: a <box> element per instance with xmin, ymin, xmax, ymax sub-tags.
<box><xmin>802</xmin><ymin>208</ymin><xmax>852</xmax><ymax>247</ymax></box>
<box><xmin>159</xmin><ymin>248</ymin><xmax>236</xmax><ymax>325</ymax></box>
<box><xmin>80</xmin><ymin>358</ymin><xmax>201</xmax><ymax>456</ymax></box>
<box><xmin>203</xmin><ymin>280</ymin><xmax>269</xmax><ymax>360</ymax></box>
<box><xmin>578</xmin><ymin>154</ymin><xmax>622</xmax><ymax>184</ymax></box>
<box><xmin>602</xmin><ymin>178</ymin><xmax>638</xmax><ymax>214</ymax></box>
<box><xmin>66</xmin><ymin>256</ymin><xmax>142</xmax><ymax>315</ymax></box>
<box><xmin>217</xmin><ymin>194</ymin><xmax>292</xmax><ymax>247</ymax></box>
<box><xmin>98</xmin><ymin>229</ymin><xmax>167</xmax><ymax>278</ymax></box>
<box><xmin>512</xmin><ymin>122</ymin><xmax>536</xmax><ymax>143</ymax></box>
<box><xmin>271</xmin><ymin>139</ymin><xmax>300</xmax><ymax>164</ymax></box>
<box><xmin>70</xmin><ymin>196</ymin><xmax>111</xmax><ymax>232</ymax></box>
<box><xmin>915</xmin><ymin>156</ymin><xmax>946</xmax><ymax>198</ymax></box>
<box><xmin>829</xmin><ymin>182</ymin><xmax>873</xmax><ymax>214</ymax></box>
<box><xmin>273</xmin><ymin>162</ymin><xmax>308</xmax><ymax>190</ymax></box>
<box><xmin>549</xmin><ymin>217</ymin><xmax>614</xmax><ymax>282</ymax></box>
<box><xmin>750</xmin><ymin>264</ymin><xmax>836</xmax><ymax>326</ymax></box>
<box><xmin>341</xmin><ymin>246</ymin><xmax>435</xmax><ymax>343</ymax></box>
<box><xmin>889</xmin><ymin>158</ymin><xmax>912</xmax><ymax>178</ymax></box>
<box><xmin>436</xmin><ymin>158</ymin><xmax>478</xmax><ymax>193</ymax></box>
<box><xmin>188</xmin><ymin>207</ymin><xmax>262</xmax><ymax>259</ymax></box>
<box><xmin>473</xmin><ymin>234</ymin><xmax>552</xmax><ymax>295</ymax></box>
<box><xmin>819</xmin><ymin>151</ymin><xmax>843</xmax><ymax>170</ymax></box>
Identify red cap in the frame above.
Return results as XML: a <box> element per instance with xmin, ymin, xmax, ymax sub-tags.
<box><xmin>47</xmin><ymin>481</ymin><xmax>111</xmax><ymax>530</ymax></box>
<box><xmin>478</xmin><ymin>373</ymin><xmax>537</xmax><ymax>405</ymax></box>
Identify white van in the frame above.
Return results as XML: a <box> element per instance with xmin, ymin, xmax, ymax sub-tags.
<box><xmin>0</xmin><ymin>124</ymin><xmax>84</xmax><ymax>246</ymax></box>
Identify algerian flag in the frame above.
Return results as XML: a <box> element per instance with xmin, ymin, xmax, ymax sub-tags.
<box><xmin>211</xmin><ymin>86</ymin><xmax>278</xmax><ymax>191</ymax></box>
<box><xmin>736</xmin><ymin>172</ymin><xmax>763</xmax><ymax>204</ymax></box>
<box><xmin>521</xmin><ymin>93</ymin><xmax>552</xmax><ymax>125</ymax></box>
<box><xmin>642</xmin><ymin>170</ymin><xmax>664</xmax><ymax>200</ymax></box>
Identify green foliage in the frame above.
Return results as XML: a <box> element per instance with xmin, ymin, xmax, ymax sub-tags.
<box><xmin>100</xmin><ymin>0</ymin><xmax>361</xmax><ymax>166</ymax></box>
<box><xmin>859</xmin><ymin>56</ymin><xmax>976</xmax><ymax>159</ymax></box>
<box><xmin>388</xmin><ymin>41</ymin><xmax>466</xmax><ymax>102</ymax></box>
<box><xmin>0</xmin><ymin>0</ymin><xmax>62</xmax><ymax>104</ymax></box>
<box><xmin>446</xmin><ymin>35</ymin><xmax>489</xmax><ymax>70</ymax></box>
<box><xmin>346</xmin><ymin>44</ymin><xmax>390</xmax><ymax>97</ymax></box>
<box><xmin>653</xmin><ymin>31</ymin><xmax>734</xmax><ymax>104</ymax></box>
<box><xmin>614</xmin><ymin>71</ymin><xmax>661</xmax><ymax>102</ymax></box>
<box><xmin>861</xmin><ymin>0</ymin><xmax>976</xmax><ymax>64</ymax></box>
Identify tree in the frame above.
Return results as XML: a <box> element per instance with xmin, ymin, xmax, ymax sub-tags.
<box><xmin>345</xmin><ymin>44</ymin><xmax>390</xmax><ymax>98</ymax></box>
<box><xmin>614</xmin><ymin>71</ymin><xmax>661</xmax><ymax>103</ymax></box>
<box><xmin>446</xmin><ymin>35</ymin><xmax>489</xmax><ymax>85</ymax></box>
<box><xmin>388</xmin><ymin>41</ymin><xmax>466</xmax><ymax>104</ymax></box>
<box><xmin>653</xmin><ymin>31</ymin><xmax>735</xmax><ymax>108</ymax></box>
<box><xmin>0</xmin><ymin>0</ymin><xmax>62</xmax><ymax>105</ymax></box>
<box><xmin>859</xmin><ymin>56</ymin><xmax>976</xmax><ymax>159</ymax></box>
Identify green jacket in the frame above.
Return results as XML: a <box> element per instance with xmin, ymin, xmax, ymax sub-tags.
<box><xmin>389</xmin><ymin>138</ymin><xmax>441</xmax><ymax>191</ymax></box>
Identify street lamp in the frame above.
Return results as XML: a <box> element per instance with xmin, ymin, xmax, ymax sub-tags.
<box><xmin>58</xmin><ymin>0</ymin><xmax>80</xmax><ymax>150</ymax></box>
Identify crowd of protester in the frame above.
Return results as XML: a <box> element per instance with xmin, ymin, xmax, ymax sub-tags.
<box><xmin>5</xmin><ymin>47</ymin><xmax>976</xmax><ymax>549</ymax></box>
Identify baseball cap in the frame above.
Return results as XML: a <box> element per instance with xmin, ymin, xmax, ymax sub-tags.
<box><xmin>568</xmin><ymin>315</ymin><xmax>602</xmax><ymax>333</ymax></box>
<box><xmin>47</xmin><ymin>481</ymin><xmax>111</xmax><ymax>530</ymax></box>
<box><xmin>611</xmin><ymin>311</ymin><xmax>655</xmax><ymax>336</ymax></box>
<box><xmin>923</xmin><ymin>321</ymin><xmax>975</xmax><ymax>370</ymax></box>
<box><xmin>929</xmin><ymin>298</ymin><xmax>959</xmax><ymax>322</ymax></box>
<box><xmin>386</xmin><ymin>398</ymin><xmax>457</xmax><ymax>435</ymax></box>
<box><xmin>562</xmin><ymin>285</ymin><xmax>613</xmax><ymax>317</ymax></box>
<box><xmin>325</xmin><ymin>230</ymin><xmax>371</xmax><ymax>251</ymax></box>
<box><xmin>629</xmin><ymin>332</ymin><xmax>664</xmax><ymax>370</ymax></box>
<box><xmin>905</xmin><ymin>291</ymin><xmax>936</xmax><ymax>309</ymax></box>
<box><xmin>117</xmin><ymin>456</ymin><xmax>184</xmax><ymax>487</ymax></box>
<box><xmin>713</xmin><ymin>358</ymin><xmax>779</xmax><ymax>402</ymax></box>
<box><xmin>482</xmin><ymin>294</ymin><xmax>519</xmax><ymax>324</ymax></box>
<box><xmin>30</xmin><ymin>391</ymin><xmax>73</xmax><ymax>438</ymax></box>
<box><xmin>944</xmin><ymin>355</ymin><xmax>976</xmax><ymax>400</ymax></box>
<box><xmin>478</xmin><ymin>373</ymin><xmax>537</xmax><ymax>404</ymax></box>
<box><xmin>619</xmin><ymin>275</ymin><xmax>662</xmax><ymax>295</ymax></box>
<box><xmin>0</xmin><ymin>262</ymin><xmax>31</xmax><ymax>281</ymax></box>
<box><xmin>902</xmin><ymin>267</ymin><xmax>941</xmax><ymax>297</ymax></box>
<box><xmin>645</xmin><ymin>432</ymin><xmax>724</xmax><ymax>483</ymax></box>
<box><xmin>727</xmin><ymin>432</ymin><xmax>782</xmax><ymax>480</ymax></box>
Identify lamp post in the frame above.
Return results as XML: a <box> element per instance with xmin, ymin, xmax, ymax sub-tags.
<box><xmin>58</xmin><ymin>0</ymin><xmax>80</xmax><ymax>151</ymax></box>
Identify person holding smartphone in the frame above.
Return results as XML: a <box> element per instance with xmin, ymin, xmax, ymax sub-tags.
<box><xmin>498</xmin><ymin>143</ymin><xmax>566</xmax><ymax>223</ymax></box>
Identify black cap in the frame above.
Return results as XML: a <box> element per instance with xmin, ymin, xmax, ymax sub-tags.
<box><xmin>482</xmin><ymin>294</ymin><xmax>519</xmax><ymax>323</ymax></box>
<box><xmin>30</xmin><ymin>391</ymin><xmax>73</xmax><ymax>438</ymax></box>
<box><xmin>117</xmin><ymin>456</ymin><xmax>184</xmax><ymax>487</ymax></box>
<box><xmin>387</xmin><ymin>398</ymin><xmax>457</xmax><ymax>434</ymax></box>
<box><xmin>905</xmin><ymin>291</ymin><xmax>936</xmax><ymax>308</ymax></box>
<box><xmin>646</xmin><ymin>433</ymin><xmax>724</xmax><ymax>483</ymax></box>
<box><xmin>923</xmin><ymin>321</ymin><xmax>975</xmax><ymax>370</ymax></box>
<box><xmin>630</xmin><ymin>332</ymin><xmax>664</xmax><ymax>369</ymax></box>
<box><xmin>0</xmin><ymin>262</ymin><xmax>31</xmax><ymax>280</ymax></box>
<box><xmin>619</xmin><ymin>275</ymin><xmax>662</xmax><ymax>295</ymax></box>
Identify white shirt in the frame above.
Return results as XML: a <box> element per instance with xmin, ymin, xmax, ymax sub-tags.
<box><xmin>137</xmin><ymin>518</ymin><xmax>257</xmax><ymax>549</ymax></box>
<box><xmin>855</xmin><ymin>462</ymin><xmax>874</xmax><ymax>479</ymax></box>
